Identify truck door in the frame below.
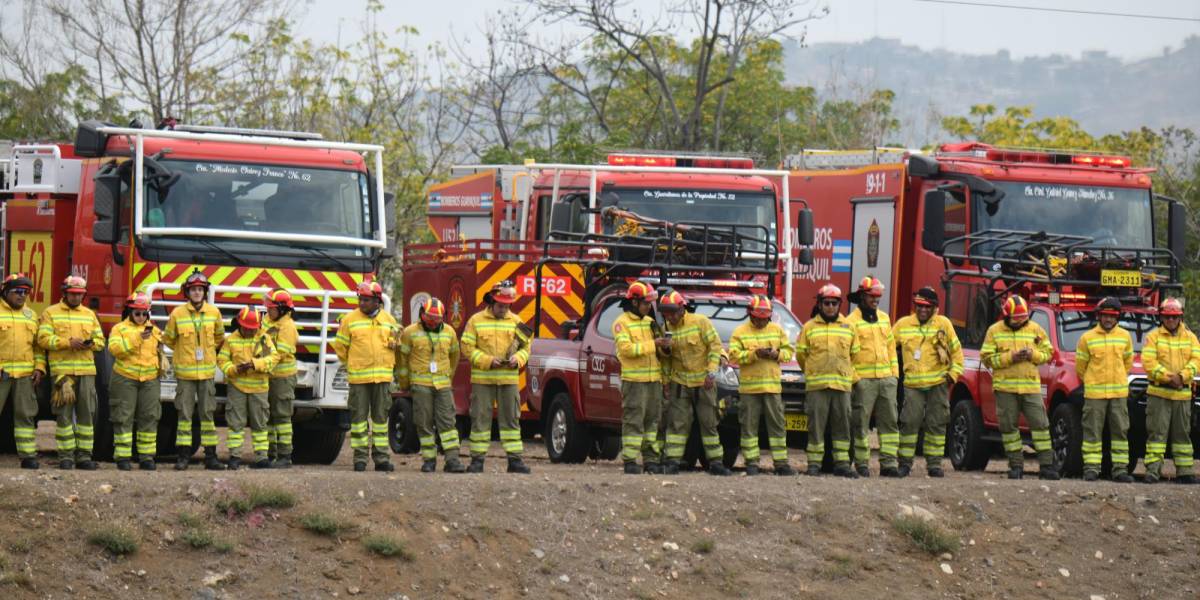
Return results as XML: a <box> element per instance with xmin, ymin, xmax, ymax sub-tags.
<box><xmin>850</xmin><ymin>197</ymin><xmax>897</xmax><ymax>313</ymax></box>
<box><xmin>583</xmin><ymin>300</ymin><xmax>625</xmax><ymax>423</ymax></box>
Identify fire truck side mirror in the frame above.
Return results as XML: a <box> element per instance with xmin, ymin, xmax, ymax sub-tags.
<box><xmin>74</xmin><ymin>120</ymin><xmax>114</xmax><ymax>158</ymax></box>
<box><xmin>380</xmin><ymin>192</ymin><xmax>397</xmax><ymax>259</ymax></box>
<box><xmin>908</xmin><ymin>154</ymin><xmax>939</xmax><ymax>178</ymax></box>
<box><xmin>1168</xmin><ymin>200</ymin><xmax>1186</xmax><ymax>262</ymax></box>
<box><xmin>922</xmin><ymin>190</ymin><xmax>947</xmax><ymax>254</ymax></box>
<box><xmin>796</xmin><ymin>208</ymin><xmax>814</xmax><ymax>246</ymax></box>
<box><xmin>92</xmin><ymin>161</ymin><xmax>122</xmax><ymax>245</ymax></box>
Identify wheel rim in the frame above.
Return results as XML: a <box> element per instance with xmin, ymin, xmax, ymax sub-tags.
<box><xmin>1051</xmin><ymin>413</ymin><xmax>1070</xmax><ymax>467</ymax></box>
<box><xmin>550</xmin><ymin>408</ymin><xmax>568</xmax><ymax>455</ymax></box>
<box><xmin>389</xmin><ymin>405</ymin><xmax>405</xmax><ymax>451</ymax></box>
<box><xmin>949</xmin><ymin>412</ymin><xmax>968</xmax><ymax>464</ymax></box>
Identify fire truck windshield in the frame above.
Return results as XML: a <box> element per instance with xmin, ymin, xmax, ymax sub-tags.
<box><xmin>138</xmin><ymin>159</ymin><xmax>375</xmax><ymax>268</ymax></box>
<box><xmin>599</xmin><ymin>189</ymin><xmax>776</xmax><ymax>241</ymax></box>
<box><xmin>975</xmin><ymin>182</ymin><xmax>1153</xmax><ymax>249</ymax></box>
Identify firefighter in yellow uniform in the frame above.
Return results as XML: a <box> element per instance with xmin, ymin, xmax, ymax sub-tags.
<box><xmin>894</xmin><ymin>286</ymin><xmax>963</xmax><ymax>478</ymax></box>
<box><xmin>796</xmin><ymin>284</ymin><xmax>859</xmax><ymax>478</ymax></box>
<box><xmin>659</xmin><ymin>290</ymin><xmax>729</xmax><ymax>476</ymax></box>
<box><xmin>1</xmin><ymin>274</ymin><xmax>46</xmax><ymax>470</ymax></box>
<box><xmin>331</xmin><ymin>281</ymin><xmax>399</xmax><ymax>472</ymax></box>
<box><xmin>847</xmin><ymin>276</ymin><xmax>900</xmax><ymax>477</ymax></box>
<box><xmin>38</xmin><ymin>276</ymin><xmax>105</xmax><ymax>470</ymax></box>
<box><xmin>107</xmin><ymin>292</ymin><xmax>164</xmax><ymax>471</ymax></box>
<box><xmin>730</xmin><ymin>295</ymin><xmax>796</xmax><ymax>476</ymax></box>
<box><xmin>1140</xmin><ymin>297</ymin><xmax>1200</xmax><ymax>484</ymax></box>
<box><xmin>1075</xmin><ymin>297</ymin><xmax>1134</xmax><ymax>483</ymax></box>
<box><xmin>219</xmin><ymin>307</ymin><xmax>278</xmax><ymax>470</ymax></box>
<box><xmin>612</xmin><ymin>281</ymin><xmax>668</xmax><ymax>475</ymax></box>
<box><xmin>163</xmin><ymin>269</ymin><xmax>226</xmax><ymax>471</ymax></box>
<box><xmin>461</xmin><ymin>280</ymin><xmax>532</xmax><ymax>474</ymax></box>
<box><xmin>397</xmin><ymin>297</ymin><xmax>465</xmax><ymax>473</ymax></box>
<box><xmin>263</xmin><ymin>288</ymin><xmax>298</xmax><ymax>468</ymax></box>
<box><xmin>980</xmin><ymin>296</ymin><xmax>1058</xmax><ymax>480</ymax></box>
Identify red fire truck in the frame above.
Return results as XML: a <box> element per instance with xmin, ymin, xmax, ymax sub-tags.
<box><xmin>1</xmin><ymin>121</ymin><xmax>394</xmax><ymax>463</ymax></box>
<box><xmin>397</xmin><ymin>155</ymin><xmax>814</xmax><ymax>462</ymax></box>
<box><xmin>782</xmin><ymin>144</ymin><xmax>1192</xmax><ymax>475</ymax></box>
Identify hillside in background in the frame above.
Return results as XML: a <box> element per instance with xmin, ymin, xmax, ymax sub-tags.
<box><xmin>785</xmin><ymin>35</ymin><xmax>1200</xmax><ymax>147</ymax></box>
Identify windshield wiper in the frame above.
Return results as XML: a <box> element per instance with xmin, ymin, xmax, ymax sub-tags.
<box><xmin>303</xmin><ymin>246</ymin><xmax>353</xmax><ymax>272</ymax></box>
<box><xmin>192</xmin><ymin>238</ymin><xmax>247</xmax><ymax>266</ymax></box>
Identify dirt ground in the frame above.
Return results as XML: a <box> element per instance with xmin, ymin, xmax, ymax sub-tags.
<box><xmin>0</xmin><ymin>424</ymin><xmax>1197</xmax><ymax>600</ymax></box>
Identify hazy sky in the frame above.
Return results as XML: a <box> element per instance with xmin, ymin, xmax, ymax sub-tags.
<box><xmin>298</xmin><ymin>0</ymin><xmax>1200</xmax><ymax>60</ymax></box>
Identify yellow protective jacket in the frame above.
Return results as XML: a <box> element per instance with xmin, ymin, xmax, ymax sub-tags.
<box><xmin>108</xmin><ymin>319</ymin><xmax>164</xmax><ymax>382</ymax></box>
<box><xmin>1141</xmin><ymin>325</ymin><xmax>1200</xmax><ymax>401</ymax></box>
<box><xmin>263</xmin><ymin>313</ymin><xmax>299</xmax><ymax>378</ymax></box>
<box><xmin>460</xmin><ymin>310</ymin><xmax>529</xmax><ymax>385</ymax></box>
<box><xmin>163</xmin><ymin>302</ymin><xmax>224</xmax><ymax>381</ymax></box>
<box><xmin>796</xmin><ymin>315</ymin><xmax>859</xmax><ymax>392</ymax></box>
<box><xmin>219</xmin><ymin>330</ymin><xmax>278</xmax><ymax>393</ymax></box>
<box><xmin>331</xmin><ymin>308</ymin><xmax>400</xmax><ymax>385</ymax></box>
<box><xmin>0</xmin><ymin>301</ymin><xmax>45</xmax><ymax>378</ymax></box>
<box><xmin>612</xmin><ymin>311</ymin><xmax>663</xmax><ymax>383</ymax></box>
<box><xmin>846</xmin><ymin>308</ymin><xmax>899</xmax><ymax>381</ymax></box>
<box><xmin>980</xmin><ymin>320</ymin><xmax>1052</xmax><ymax>394</ymax></box>
<box><xmin>662</xmin><ymin>312</ymin><xmax>722</xmax><ymax>387</ymax></box>
<box><xmin>729</xmin><ymin>321</ymin><xmax>795</xmax><ymax>394</ymax></box>
<box><xmin>397</xmin><ymin>322</ymin><xmax>460</xmax><ymax>390</ymax></box>
<box><xmin>37</xmin><ymin>301</ymin><xmax>104</xmax><ymax>376</ymax></box>
<box><xmin>894</xmin><ymin>313</ymin><xmax>964</xmax><ymax>389</ymax></box>
<box><xmin>1075</xmin><ymin>324</ymin><xmax>1134</xmax><ymax>400</ymax></box>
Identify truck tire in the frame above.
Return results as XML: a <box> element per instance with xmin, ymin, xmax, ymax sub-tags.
<box><xmin>92</xmin><ymin>385</ymin><xmax>115</xmax><ymax>462</ymax></box>
<box><xmin>1050</xmin><ymin>402</ymin><xmax>1084</xmax><ymax>477</ymax></box>
<box><xmin>543</xmin><ymin>392</ymin><xmax>591</xmax><ymax>463</ymax></box>
<box><xmin>948</xmin><ymin>399</ymin><xmax>990</xmax><ymax>471</ymax></box>
<box><xmin>293</xmin><ymin>429</ymin><xmax>346</xmax><ymax>464</ymax></box>
<box><xmin>588</xmin><ymin>433</ymin><xmax>621</xmax><ymax>461</ymax></box>
<box><xmin>154</xmin><ymin>403</ymin><xmax>201</xmax><ymax>459</ymax></box>
<box><xmin>0</xmin><ymin>403</ymin><xmax>15</xmax><ymax>453</ymax></box>
<box><xmin>388</xmin><ymin>396</ymin><xmax>419</xmax><ymax>454</ymax></box>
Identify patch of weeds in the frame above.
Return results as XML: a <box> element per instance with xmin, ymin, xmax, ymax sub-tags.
<box><xmin>892</xmin><ymin>516</ymin><xmax>959</xmax><ymax>556</ymax></box>
<box><xmin>815</xmin><ymin>552</ymin><xmax>857</xmax><ymax>580</ymax></box>
<box><xmin>215</xmin><ymin>485</ymin><xmax>296</xmax><ymax>515</ymax></box>
<box><xmin>87</xmin><ymin>523</ymin><xmax>139</xmax><ymax>556</ymax></box>
<box><xmin>735</xmin><ymin>513</ymin><xmax>754</xmax><ymax>527</ymax></box>
<box><xmin>644</xmin><ymin>526</ymin><xmax>667</xmax><ymax>541</ymax></box>
<box><xmin>6</xmin><ymin>537</ymin><xmax>31</xmax><ymax>554</ymax></box>
<box><xmin>212</xmin><ymin>539</ymin><xmax>235</xmax><ymax>553</ymax></box>
<box><xmin>177</xmin><ymin>511</ymin><xmax>205</xmax><ymax>529</ymax></box>
<box><xmin>299</xmin><ymin>512</ymin><xmax>352</xmax><ymax>537</ymax></box>
<box><xmin>181</xmin><ymin>528</ymin><xmax>214</xmax><ymax>549</ymax></box>
<box><xmin>691</xmin><ymin>538</ymin><xmax>715</xmax><ymax>554</ymax></box>
<box><xmin>363</xmin><ymin>534</ymin><xmax>413</xmax><ymax>561</ymax></box>
<box><xmin>630</xmin><ymin>507</ymin><xmax>655</xmax><ymax>521</ymax></box>
<box><xmin>0</xmin><ymin>570</ymin><xmax>32</xmax><ymax>587</ymax></box>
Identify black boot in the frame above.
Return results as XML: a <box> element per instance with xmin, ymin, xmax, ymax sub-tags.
<box><xmin>204</xmin><ymin>447</ymin><xmax>225</xmax><ymax>471</ymax></box>
<box><xmin>834</xmin><ymin>465</ymin><xmax>859</xmax><ymax>479</ymax></box>
<box><xmin>444</xmin><ymin>457</ymin><xmax>466</xmax><ymax>473</ymax></box>
<box><xmin>1177</xmin><ymin>475</ymin><xmax>1197</xmax><ymax>485</ymax></box>
<box><xmin>775</xmin><ymin>463</ymin><xmax>796</xmax><ymax>476</ymax></box>
<box><xmin>59</xmin><ymin>459</ymin><xmax>74</xmax><ymax>470</ymax></box>
<box><xmin>375</xmin><ymin>461</ymin><xmax>395</xmax><ymax>472</ymax></box>
<box><xmin>1007</xmin><ymin>466</ymin><xmax>1023</xmax><ymax>480</ymax></box>
<box><xmin>927</xmin><ymin>467</ymin><xmax>945</xmax><ymax>478</ymax></box>
<box><xmin>880</xmin><ymin>466</ymin><xmax>900</xmax><ymax>478</ymax></box>
<box><xmin>1143</xmin><ymin>473</ymin><xmax>1159</xmax><ymax>484</ymax></box>
<box><xmin>805</xmin><ymin>464</ymin><xmax>820</xmax><ymax>477</ymax></box>
<box><xmin>251</xmin><ymin>459</ymin><xmax>271</xmax><ymax>469</ymax></box>
<box><xmin>708</xmin><ymin>461</ymin><xmax>732</xmax><ymax>476</ymax></box>
<box><xmin>662</xmin><ymin>461</ymin><xmax>680</xmax><ymax>475</ymax></box>
<box><xmin>116</xmin><ymin>459</ymin><xmax>132</xmax><ymax>471</ymax></box>
<box><xmin>1083</xmin><ymin>470</ymin><xmax>1099</xmax><ymax>482</ymax></box>
<box><xmin>467</xmin><ymin>457</ymin><xmax>485</xmax><ymax>473</ymax></box>
<box><xmin>1039</xmin><ymin>466</ymin><xmax>1060</xmax><ymax>481</ymax></box>
<box><xmin>421</xmin><ymin>459</ymin><xmax>437</xmax><ymax>473</ymax></box>
<box><xmin>20</xmin><ymin>458</ymin><xmax>39</xmax><ymax>470</ymax></box>
<box><xmin>272</xmin><ymin>455</ymin><xmax>292</xmax><ymax>469</ymax></box>
<box><xmin>76</xmin><ymin>460</ymin><xmax>97</xmax><ymax>471</ymax></box>
<box><xmin>139</xmin><ymin>459</ymin><xmax>156</xmax><ymax>471</ymax></box>
<box><xmin>175</xmin><ymin>448</ymin><xmax>190</xmax><ymax>471</ymax></box>
<box><xmin>353</xmin><ymin>461</ymin><xmax>367</xmax><ymax>472</ymax></box>
<box><xmin>897</xmin><ymin>464</ymin><xmax>911</xmax><ymax>478</ymax></box>
<box><xmin>856</xmin><ymin>465</ymin><xmax>871</xmax><ymax>478</ymax></box>
<box><xmin>226</xmin><ymin>456</ymin><xmax>242</xmax><ymax>471</ymax></box>
<box><xmin>745</xmin><ymin>464</ymin><xmax>761</xmax><ymax>476</ymax></box>
<box><xmin>1113</xmin><ymin>472</ymin><xmax>1133</xmax><ymax>483</ymax></box>
<box><xmin>623</xmin><ymin>461</ymin><xmax>642</xmax><ymax>475</ymax></box>
<box><xmin>644</xmin><ymin>462</ymin><xmax>664</xmax><ymax>475</ymax></box>
<box><xmin>507</xmin><ymin>456</ymin><xmax>531</xmax><ymax>474</ymax></box>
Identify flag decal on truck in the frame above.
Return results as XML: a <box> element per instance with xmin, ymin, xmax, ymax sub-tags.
<box><xmin>832</xmin><ymin>240</ymin><xmax>852</xmax><ymax>273</ymax></box>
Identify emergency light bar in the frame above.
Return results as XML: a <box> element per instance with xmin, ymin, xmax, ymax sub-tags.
<box><xmin>607</xmin><ymin>154</ymin><xmax>755</xmax><ymax>169</ymax></box>
<box><xmin>936</xmin><ymin>143</ymin><xmax>1133</xmax><ymax>169</ymax></box>
<box><xmin>636</xmin><ymin>276</ymin><xmax>766</xmax><ymax>290</ymax></box>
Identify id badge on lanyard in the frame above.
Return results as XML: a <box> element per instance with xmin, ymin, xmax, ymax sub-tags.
<box><xmin>192</xmin><ymin>314</ymin><xmax>206</xmax><ymax>361</ymax></box>
<box><xmin>427</xmin><ymin>331</ymin><xmax>438</xmax><ymax>374</ymax></box>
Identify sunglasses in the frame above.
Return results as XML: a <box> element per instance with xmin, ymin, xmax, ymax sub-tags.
<box><xmin>131</xmin><ymin>310</ymin><xmax>149</xmax><ymax>317</ymax></box>
<box><xmin>9</xmin><ymin>289</ymin><xmax>29</xmax><ymax>296</ymax></box>
<box><xmin>821</xmin><ymin>300</ymin><xmax>840</xmax><ymax>307</ymax></box>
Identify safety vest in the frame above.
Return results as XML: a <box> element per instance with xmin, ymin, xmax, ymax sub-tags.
<box><xmin>37</xmin><ymin>301</ymin><xmax>104</xmax><ymax>376</ymax></box>
<box><xmin>397</xmin><ymin>322</ymin><xmax>460</xmax><ymax>390</ymax></box>
<box><xmin>0</xmin><ymin>302</ymin><xmax>44</xmax><ymax>378</ymax></box>
<box><xmin>331</xmin><ymin>308</ymin><xmax>399</xmax><ymax>384</ymax></box>
<box><xmin>1075</xmin><ymin>324</ymin><xmax>1134</xmax><ymax>400</ymax></box>
<box><xmin>980</xmin><ymin>319</ymin><xmax>1052</xmax><ymax>394</ymax></box>
<box><xmin>1141</xmin><ymin>325</ymin><xmax>1200</xmax><ymax>401</ymax></box>
<box><xmin>893</xmin><ymin>313</ymin><xmax>964</xmax><ymax>389</ymax></box>
<box><xmin>163</xmin><ymin>302</ymin><xmax>224</xmax><ymax>381</ymax></box>
<box><xmin>796</xmin><ymin>314</ymin><xmax>858</xmax><ymax>392</ymax></box>
<box><xmin>263</xmin><ymin>313</ymin><xmax>299</xmax><ymax>378</ymax></box>
<box><xmin>729</xmin><ymin>321</ymin><xmax>794</xmax><ymax>394</ymax></box>
<box><xmin>461</xmin><ymin>310</ymin><xmax>528</xmax><ymax>385</ymax></box>
<box><xmin>612</xmin><ymin>311</ymin><xmax>662</xmax><ymax>383</ymax></box>
<box><xmin>219</xmin><ymin>330</ymin><xmax>278</xmax><ymax>393</ymax></box>
<box><xmin>846</xmin><ymin>307</ymin><xmax>899</xmax><ymax>380</ymax></box>
<box><xmin>662</xmin><ymin>312</ymin><xmax>722</xmax><ymax>387</ymax></box>
<box><xmin>109</xmin><ymin>319</ymin><xmax>164</xmax><ymax>382</ymax></box>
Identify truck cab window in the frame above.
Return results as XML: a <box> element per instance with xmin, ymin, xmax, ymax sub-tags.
<box><xmin>1030</xmin><ymin>310</ymin><xmax>1052</xmax><ymax>346</ymax></box>
<box><xmin>595</xmin><ymin>300</ymin><xmax>624</xmax><ymax>340</ymax></box>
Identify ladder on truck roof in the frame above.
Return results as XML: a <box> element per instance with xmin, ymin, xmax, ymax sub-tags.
<box><xmin>2</xmin><ymin>144</ymin><xmax>83</xmax><ymax>195</ymax></box>
<box><xmin>782</xmin><ymin>147</ymin><xmax>916</xmax><ymax>170</ymax></box>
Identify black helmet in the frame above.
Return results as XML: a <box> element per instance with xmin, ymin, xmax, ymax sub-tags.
<box><xmin>1095</xmin><ymin>297</ymin><xmax>1122</xmax><ymax>316</ymax></box>
<box><xmin>913</xmin><ymin>286</ymin><xmax>939</xmax><ymax>307</ymax></box>
<box><xmin>1</xmin><ymin>273</ymin><xmax>33</xmax><ymax>295</ymax></box>
<box><xmin>183</xmin><ymin>269</ymin><xmax>210</xmax><ymax>291</ymax></box>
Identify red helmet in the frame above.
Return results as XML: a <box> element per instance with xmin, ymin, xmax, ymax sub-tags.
<box><xmin>857</xmin><ymin>277</ymin><xmax>884</xmax><ymax>297</ymax></box>
<box><xmin>1160</xmin><ymin>297</ymin><xmax>1184</xmax><ymax>316</ymax></box>
<box><xmin>658</xmin><ymin>290</ymin><xmax>686</xmax><ymax>311</ymax></box>
<box><xmin>817</xmin><ymin>283</ymin><xmax>843</xmax><ymax>301</ymax></box>
<box><xmin>237</xmin><ymin>306</ymin><xmax>261</xmax><ymax>330</ymax></box>
<box><xmin>913</xmin><ymin>286</ymin><xmax>939</xmax><ymax>307</ymax></box>
<box><xmin>421</xmin><ymin>297</ymin><xmax>446</xmax><ymax>327</ymax></box>
<box><xmin>265</xmin><ymin>289</ymin><xmax>294</xmax><ymax>309</ymax></box>
<box><xmin>748</xmin><ymin>295</ymin><xmax>773</xmax><ymax>318</ymax></box>
<box><xmin>488</xmin><ymin>280</ymin><xmax>518</xmax><ymax>305</ymax></box>
<box><xmin>125</xmin><ymin>291</ymin><xmax>151</xmax><ymax>311</ymax></box>
<box><xmin>357</xmin><ymin>280</ymin><xmax>384</xmax><ymax>299</ymax></box>
<box><xmin>62</xmin><ymin>275</ymin><xmax>87</xmax><ymax>293</ymax></box>
<box><xmin>1001</xmin><ymin>296</ymin><xmax>1030</xmax><ymax>320</ymax></box>
<box><xmin>1094</xmin><ymin>297</ymin><xmax>1122</xmax><ymax>316</ymax></box>
<box><xmin>183</xmin><ymin>269</ymin><xmax>210</xmax><ymax>291</ymax></box>
<box><xmin>626</xmin><ymin>281</ymin><xmax>657</xmax><ymax>302</ymax></box>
